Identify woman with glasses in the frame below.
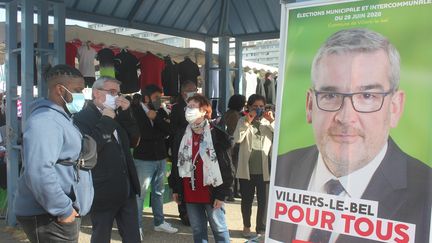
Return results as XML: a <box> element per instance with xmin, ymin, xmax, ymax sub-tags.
<box><xmin>170</xmin><ymin>93</ymin><xmax>233</xmax><ymax>243</ymax></box>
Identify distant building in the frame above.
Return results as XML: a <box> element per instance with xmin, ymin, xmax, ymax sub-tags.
<box><xmin>88</xmin><ymin>23</ymin><xmax>280</xmax><ymax>68</ymax></box>
<box><xmin>88</xmin><ymin>23</ymin><xmax>191</xmax><ymax>48</ymax></box>
<box><xmin>230</xmin><ymin>39</ymin><xmax>280</xmax><ymax>68</ymax></box>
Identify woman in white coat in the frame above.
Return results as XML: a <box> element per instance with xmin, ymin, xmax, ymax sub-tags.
<box><xmin>233</xmin><ymin>94</ymin><xmax>274</xmax><ymax>238</ymax></box>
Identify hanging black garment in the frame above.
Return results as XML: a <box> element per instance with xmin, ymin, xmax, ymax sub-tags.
<box><xmin>114</xmin><ymin>49</ymin><xmax>140</xmax><ymax>94</ymax></box>
<box><xmin>177</xmin><ymin>57</ymin><xmax>200</xmax><ymax>86</ymax></box>
<box><xmin>161</xmin><ymin>56</ymin><xmax>179</xmax><ymax>96</ymax></box>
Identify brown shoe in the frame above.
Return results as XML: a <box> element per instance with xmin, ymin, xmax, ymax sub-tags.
<box><xmin>242</xmin><ymin>227</ymin><xmax>254</xmax><ymax>238</ymax></box>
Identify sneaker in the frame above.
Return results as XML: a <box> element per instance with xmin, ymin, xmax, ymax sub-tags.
<box><xmin>139</xmin><ymin>228</ymin><xmax>144</xmax><ymax>241</ymax></box>
<box><xmin>154</xmin><ymin>221</ymin><xmax>178</xmax><ymax>233</ymax></box>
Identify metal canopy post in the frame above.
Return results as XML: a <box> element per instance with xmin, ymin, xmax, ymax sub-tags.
<box><xmin>37</xmin><ymin>0</ymin><xmax>49</xmax><ymax>98</ymax></box>
<box><xmin>204</xmin><ymin>37</ymin><xmax>213</xmax><ymax>98</ymax></box>
<box><xmin>218</xmin><ymin>36</ymin><xmax>230</xmax><ymax>112</ymax></box>
<box><xmin>5</xmin><ymin>0</ymin><xmax>19</xmax><ymax>227</ymax></box>
<box><xmin>53</xmin><ymin>0</ymin><xmax>66</xmax><ymax>65</ymax></box>
<box><xmin>234</xmin><ymin>38</ymin><xmax>243</xmax><ymax>94</ymax></box>
<box><xmin>21</xmin><ymin>0</ymin><xmax>35</xmax><ymax>124</ymax></box>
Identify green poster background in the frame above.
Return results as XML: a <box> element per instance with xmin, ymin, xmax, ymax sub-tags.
<box><xmin>277</xmin><ymin>0</ymin><xmax>432</xmax><ymax>166</ymax></box>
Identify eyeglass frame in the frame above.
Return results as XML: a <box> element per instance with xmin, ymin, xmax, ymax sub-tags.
<box><xmin>312</xmin><ymin>89</ymin><xmax>394</xmax><ymax>113</ymax></box>
<box><xmin>98</xmin><ymin>88</ymin><xmax>121</xmax><ymax>96</ymax></box>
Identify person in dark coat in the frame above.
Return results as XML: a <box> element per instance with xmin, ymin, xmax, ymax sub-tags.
<box><xmin>73</xmin><ymin>76</ymin><xmax>141</xmax><ymax>243</ymax></box>
<box><xmin>131</xmin><ymin>84</ymin><xmax>178</xmax><ymax>239</ymax></box>
<box><xmin>170</xmin><ymin>94</ymin><xmax>234</xmax><ymax>243</ymax></box>
<box><xmin>220</xmin><ymin>94</ymin><xmax>246</xmax><ymax>201</ymax></box>
<box><xmin>168</xmin><ymin>80</ymin><xmax>197</xmax><ymax>225</ymax></box>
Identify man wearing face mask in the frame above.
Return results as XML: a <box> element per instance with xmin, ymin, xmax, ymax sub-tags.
<box><xmin>168</xmin><ymin>80</ymin><xmax>197</xmax><ymax>225</ymax></box>
<box><xmin>14</xmin><ymin>64</ymin><xmax>94</xmax><ymax>243</ymax></box>
<box><xmin>131</xmin><ymin>84</ymin><xmax>178</xmax><ymax>239</ymax></box>
<box><xmin>233</xmin><ymin>94</ymin><xmax>274</xmax><ymax>238</ymax></box>
<box><xmin>73</xmin><ymin>76</ymin><xmax>141</xmax><ymax>243</ymax></box>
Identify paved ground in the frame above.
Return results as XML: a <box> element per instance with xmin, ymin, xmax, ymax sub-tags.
<box><xmin>0</xmin><ymin>198</ymin><xmax>264</xmax><ymax>243</ymax></box>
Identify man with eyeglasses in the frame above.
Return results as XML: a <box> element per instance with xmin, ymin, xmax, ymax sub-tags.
<box><xmin>270</xmin><ymin>28</ymin><xmax>431</xmax><ymax>243</ymax></box>
<box><xmin>73</xmin><ymin>76</ymin><xmax>141</xmax><ymax>243</ymax></box>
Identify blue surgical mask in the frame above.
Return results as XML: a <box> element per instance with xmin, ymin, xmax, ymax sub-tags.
<box><xmin>60</xmin><ymin>85</ymin><xmax>85</xmax><ymax>113</ymax></box>
<box><xmin>255</xmin><ymin>108</ymin><xmax>264</xmax><ymax>119</ymax></box>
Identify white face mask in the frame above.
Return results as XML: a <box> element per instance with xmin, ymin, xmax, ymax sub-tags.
<box><xmin>185</xmin><ymin>107</ymin><xmax>204</xmax><ymax>123</ymax></box>
<box><xmin>185</xmin><ymin>91</ymin><xmax>196</xmax><ymax>100</ymax></box>
<box><xmin>103</xmin><ymin>94</ymin><xmax>117</xmax><ymax>110</ymax></box>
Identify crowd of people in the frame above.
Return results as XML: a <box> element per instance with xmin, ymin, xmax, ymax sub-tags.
<box><xmin>11</xmin><ymin>61</ymin><xmax>275</xmax><ymax>243</ymax></box>
<box><xmin>8</xmin><ymin>27</ymin><xmax>431</xmax><ymax>243</ymax></box>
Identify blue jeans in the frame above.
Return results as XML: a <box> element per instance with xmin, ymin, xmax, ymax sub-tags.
<box><xmin>186</xmin><ymin>203</ymin><xmax>230</xmax><ymax>243</ymax></box>
<box><xmin>134</xmin><ymin>159</ymin><xmax>166</xmax><ymax>229</ymax></box>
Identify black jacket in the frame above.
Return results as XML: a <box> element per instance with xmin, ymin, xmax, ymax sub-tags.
<box><xmin>177</xmin><ymin>57</ymin><xmax>200</xmax><ymax>85</ymax></box>
<box><xmin>169</xmin><ymin>124</ymin><xmax>234</xmax><ymax>202</ymax></box>
<box><xmin>73</xmin><ymin>101</ymin><xmax>141</xmax><ymax>211</ymax></box>
<box><xmin>131</xmin><ymin>103</ymin><xmax>170</xmax><ymax>161</ymax></box>
<box><xmin>161</xmin><ymin>57</ymin><xmax>179</xmax><ymax>96</ymax></box>
<box><xmin>169</xmin><ymin>99</ymin><xmax>188</xmax><ymax>135</ymax></box>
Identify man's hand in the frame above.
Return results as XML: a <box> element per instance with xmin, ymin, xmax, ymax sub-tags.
<box><xmin>172</xmin><ymin>193</ymin><xmax>181</xmax><ymax>205</ymax></box>
<box><xmin>263</xmin><ymin>110</ymin><xmax>274</xmax><ymax>123</ymax></box>
<box><xmin>213</xmin><ymin>199</ymin><xmax>224</xmax><ymax>209</ymax></box>
<box><xmin>116</xmin><ymin>95</ymin><xmax>130</xmax><ymax>110</ymax></box>
<box><xmin>102</xmin><ymin>107</ymin><xmax>116</xmax><ymax>119</ymax></box>
<box><xmin>146</xmin><ymin>110</ymin><xmax>157</xmax><ymax>120</ymax></box>
<box><xmin>58</xmin><ymin>208</ymin><xmax>78</xmax><ymax>224</ymax></box>
<box><xmin>245</xmin><ymin>110</ymin><xmax>256</xmax><ymax>124</ymax></box>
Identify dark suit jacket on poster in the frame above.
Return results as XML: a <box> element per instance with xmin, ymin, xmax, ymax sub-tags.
<box><xmin>270</xmin><ymin>138</ymin><xmax>432</xmax><ymax>243</ymax></box>
<box><xmin>74</xmin><ymin>101</ymin><xmax>141</xmax><ymax>211</ymax></box>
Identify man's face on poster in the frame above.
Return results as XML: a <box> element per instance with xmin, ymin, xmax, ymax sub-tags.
<box><xmin>305</xmin><ymin>50</ymin><xmax>405</xmax><ymax>176</ymax></box>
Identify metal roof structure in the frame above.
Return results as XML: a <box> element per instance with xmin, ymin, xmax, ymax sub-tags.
<box><xmin>65</xmin><ymin>0</ymin><xmax>284</xmax><ymax>41</ymax></box>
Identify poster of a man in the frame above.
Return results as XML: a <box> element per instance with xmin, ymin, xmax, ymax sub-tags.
<box><xmin>269</xmin><ymin>28</ymin><xmax>432</xmax><ymax>243</ymax></box>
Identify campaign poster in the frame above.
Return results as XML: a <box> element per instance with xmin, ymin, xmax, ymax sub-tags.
<box><xmin>267</xmin><ymin>0</ymin><xmax>432</xmax><ymax>243</ymax></box>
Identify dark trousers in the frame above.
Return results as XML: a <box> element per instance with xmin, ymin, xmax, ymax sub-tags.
<box><xmin>90</xmin><ymin>196</ymin><xmax>140</xmax><ymax>243</ymax></box>
<box><xmin>239</xmin><ymin>174</ymin><xmax>269</xmax><ymax>232</ymax></box>
<box><xmin>17</xmin><ymin>214</ymin><xmax>81</xmax><ymax>243</ymax></box>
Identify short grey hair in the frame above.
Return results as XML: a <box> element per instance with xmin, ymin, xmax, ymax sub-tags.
<box><xmin>92</xmin><ymin>76</ymin><xmax>121</xmax><ymax>91</ymax></box>
<box><xmin>311</xmin><ymin>28</ymin><xmax>400</xmax><ymax>90</ymax></box>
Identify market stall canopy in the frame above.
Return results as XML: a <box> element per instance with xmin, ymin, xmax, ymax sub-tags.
<box><xmin>0</xmin><ymin>23</ymin><xmax>207</xmax><ymax>65</ymax></box>
<box><xmin>63</xmin><ymin>0</ymin><xmax>282</xmax><ymax>41</ymax></box>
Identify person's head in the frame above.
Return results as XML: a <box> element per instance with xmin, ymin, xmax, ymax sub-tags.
<box><xmin>265</xmin><ymin>72</ymin><xmax>272</xmax><ymax>80</ymax></box>
<box><xmin>142</xmin><ymin>85</ymin><xmax>163</xmax><ymax>109</ymax></box>
<box><xmin>92</xmin><ymin>76</ymin><xmax>121</xmax><ymax>110</ymax></box>
<box><xmin>180</xmin><ymin>80</ymin><xmax>198</xmax><ymax>101</ymax></box>
<box><xmin>132</xmin><ymin>93</ymin><xmax>142</xmax><ymax>106</ymax></box>
<box><xmin>247</xmin><ymin>94</ymin><xmax>266</xmax><ymax>119</ymax></box>
<box><xmin>228</xmin><ymin>94</ymin><xmax>246</xmax><ymax>112</ymax></box>
<box><xmin>185</xmin><ymin>94</ymin><xmax>212</xmax><ymax>131</ymax></box>
<box><xmin>45</xmin><ymin>64</ymin><xmax>85</xmax><ymax>113</ymax></box>
<box><xmin>306</xmin><ymin>28</ymin><xmax>405</xmax><ymax>177</ymax></box>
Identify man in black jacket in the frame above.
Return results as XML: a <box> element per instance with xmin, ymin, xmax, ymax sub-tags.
<box><xmin>168</xmin><ymin>80</ymin><xmax>197</xmax><ymax>225</ymax></box>
<box><xmin>170</xmin><ymin>81</ymin><xmax>197</xmax><ymax>133</ymax></box>
<box><xmin>131</xmin><ymin>84</ymin><xmax>178</xmax><ymax>238</ymax></box>
<box><xmin>74</xmin><ymin>76</ymin><xmax>141</xmax><ymax>243</ymax></box>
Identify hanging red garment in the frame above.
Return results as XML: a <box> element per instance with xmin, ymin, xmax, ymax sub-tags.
<box><xmin>65</xmin><ymin>42</ymin><xmax>78</xmax><ymax>67</ymax></box>
<box><xmin>138</xmin><ymin>52</ymin><xmax>165</xmax><ymax>90</ymax></box>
